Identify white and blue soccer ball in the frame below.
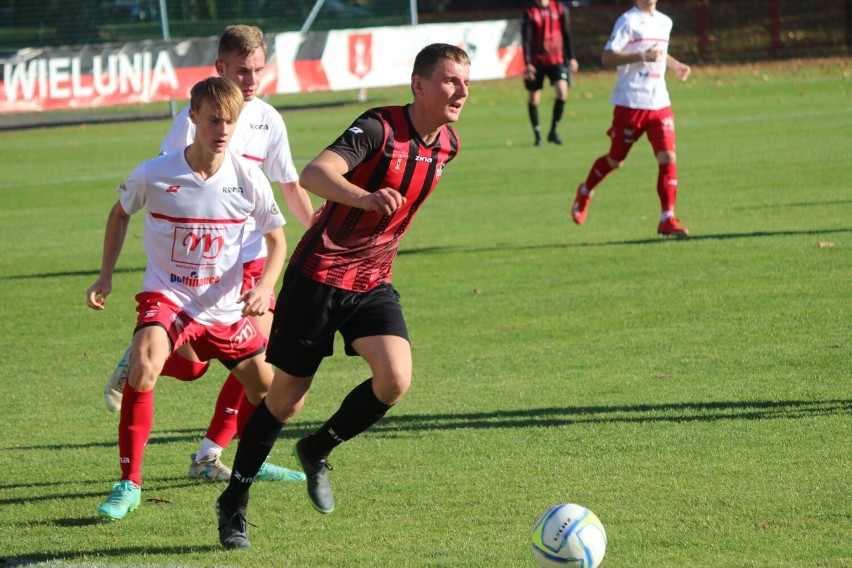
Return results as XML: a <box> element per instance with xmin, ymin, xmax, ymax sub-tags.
<box><xmin>531</xmin><ymin>503</ymin><xmax>607</xmax><ymax>568</ymax></box>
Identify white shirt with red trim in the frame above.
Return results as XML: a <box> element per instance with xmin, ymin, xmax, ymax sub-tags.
<box><xmin>605</xmin><ymin>6</ymin><xmax>673</xmax><ymax>110</ymax></box>
<box><xmin>160</xmin><ymin>97</ymin><xmax>297</xmax><ymax>262</ymax></box>
<box><xmin>118</xmin><ymin>149</ymin><xmax>285</xmax><ymax>326</ymax></box>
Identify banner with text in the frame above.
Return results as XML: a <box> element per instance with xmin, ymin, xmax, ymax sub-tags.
<box><xmin>1</xmin><ymin>20</ymin><xmax>523</xmax><ymax>114</ymax></box>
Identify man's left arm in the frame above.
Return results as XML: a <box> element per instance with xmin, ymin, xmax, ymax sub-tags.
<box><xmin>561</xmin><ymin>6</ymin><xmax>579</xmax><ymax>73</ymax></box>
<box><xmin>240</xmin><ymin>227</ymin><xmax>286</xmax><ymax>317</ymax></box>
<box><xmin>278</xmin><ymin>180</ymin><xmax>316</xmax><ymax>228</ymax></box>
<box><xmin>666</xmin><ymin>55</ymin><xmax>691</xmax><ymax>81</ymax></box>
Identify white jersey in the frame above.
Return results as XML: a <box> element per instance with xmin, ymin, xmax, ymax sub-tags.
<box><xmin>605</xmin><ymin>7</ymin><xmax>673</xmax><ymax>110</ymax></box>
<box><xmin>119</xmin><ymin>150</ymin><xmax>285</xmax><ymax>326</ymax></box>
<box><xmin>160</xmin><ymin>97</ymin><xmax>298</xmax><ymax>262</ymax></box>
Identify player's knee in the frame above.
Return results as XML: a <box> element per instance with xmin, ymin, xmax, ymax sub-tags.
<box><xmin>657</xmin><ymin>150</ymin><xmax>676</xmax><ymax>164</ymax></box>
<box><xmin>128</xmin><ymin>363</ymin><xmax>160</xmax><ymax>391</ymax></box>
<box><xmin>607</xmin><ymin>156</ymin><xmax>625</xmax><ymax>169</ymax></box>
<box><xmin>373</xmin><ymin>370</ymin><xmax>411</xmax><ymax>405</ymax></box>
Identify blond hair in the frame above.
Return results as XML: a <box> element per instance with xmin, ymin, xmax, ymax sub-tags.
<box><xmin>219</xmin><ymin>24</ymin><xmax>266</xmax><ymax>59</ymax></box>
<box><xmin>189</xmin><ymin>77</ymin><xmax>244</xmax><ymax>123</ymax></box>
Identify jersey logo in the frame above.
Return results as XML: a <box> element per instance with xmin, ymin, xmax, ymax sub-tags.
<box><xmin>436</xmin><ymin>160</ymin><xmax>445</xmax><ymax>179</ymax></box>
<box><xmin>348</xmin><ymin>127</ymin><xmax>364</xmax><ymax>135</ymax></box>
<box><xmin>249</xmin><ymin>123</ymin><xmax>269</xmax><ymax>130</ymax></box>
<box><xmin>167</xmin><ymin>185</ymin><xmax>180</xmax><ymax>193</ymax></box>
<box><xmin>173</xmin><ymin>226</ymin><xmax>226</xmax><ymax>266</ymax></box>
<box><xmin>392</xmin><ymin>151</ymin><xmax>408</xmax><ymax>172</ymax></box>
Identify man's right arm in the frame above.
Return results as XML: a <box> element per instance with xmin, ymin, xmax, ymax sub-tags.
<box><xmin>601</xmin><ymin>46</ymin><xmax>663</xmax><ymax>67</ymax></box>
<box><xmin>86</xmin><ymin>201</ymin><xmax>131</xmax><ymax>310</ymax></box>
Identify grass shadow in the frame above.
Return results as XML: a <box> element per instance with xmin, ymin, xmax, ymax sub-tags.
<box><xmin>1</xmin><ymin>546</ymin><xmax>220</xmax><ymax>566</ymax></box>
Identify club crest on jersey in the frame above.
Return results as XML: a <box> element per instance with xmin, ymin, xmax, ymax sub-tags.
<box><xmin>167</xmin><ymin>185</ymin><xmax>180</xmax><ymax>193</ymax></box>
<box><xmin>436</xmin><ymin>160</ymin><xmax>445</xmax><ymax>179</ymax></box>
<box><xmin>392</xmin><ymin>151</ymin><xmax>408</xmax><ymax>172</ymax></box>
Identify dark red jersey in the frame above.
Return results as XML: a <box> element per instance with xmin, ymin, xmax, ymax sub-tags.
<box><xmin>291</xmin><ymin>105</ymin><xmax>460</xmax><ymax>292</ymax></box>
<box><xmin>522</xmin><ymin>1</ymin><xmax>574</xmax><ymax>67</ymax></box>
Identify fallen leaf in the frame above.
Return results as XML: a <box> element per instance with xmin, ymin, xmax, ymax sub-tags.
<box><xmin>145</xmin><ymin>498</ymin><xmax>173</xmax><ymax>504</ymax></box>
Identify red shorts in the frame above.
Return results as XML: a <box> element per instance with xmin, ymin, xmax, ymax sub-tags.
<box><xmin>242</xmin><ymin>257</ymin><xmax>276</xmax><ymax>312</ymax></box>
<box><xmin>134</xmin><ymin>292</ymin><xmax>266</xmax><ymax>364</ymax></box>
<box><xmin>606</xmin><ymin>105</ymin><xmax>676</xmax><ymax>162</ymax></box>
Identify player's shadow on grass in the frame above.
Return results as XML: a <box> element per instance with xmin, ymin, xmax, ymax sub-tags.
<box><xmin>1</xmin><ymin>265</ymin><xmax>144</xmax><ymax>281</ymax></box>
<box><xmin>397</xmin><ymin>227</ymin><xmax>852</xmax><ymax>255</ymax></box>
<box><xmin>366</xmin><ymin>398</ymin><xmax>852</xmax><ymax>437</ymax></box>
<box><xmin>586</xmin><ymin>227</ymin><xmax>852</xmax><ymax>246</ymax></box>
<box><xmin>1</xmin><ymin>546</ymin><xmax>220</xmax><ymax>566</ymax></box>
<box><xmin>6</xmin><ymin>425</ymin><xmax>305</xmax><ymax>452</ymax></box>
<box><xmin>0</xmin><ymin>477</ymin><xmax>204</xmax><ymax>507</ymax></box>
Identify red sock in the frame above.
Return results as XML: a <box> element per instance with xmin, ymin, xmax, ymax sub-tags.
<box><xmin>585</xmin><ymin>155</ymin><xmax>614</xmax><ymax>191</ymax></box>
<box><xmin>205</xmin><ymin>374</ymin><xmax>243</xmax><ymax>447</ymax></box>
<box><xmin>118</xmin><ymin>385</ymin><xmax>154</xmax><ymax>486</ymax></box>
<box><xmin>161</xmin><ymin>353</ymin><xmax>210</xmax><ymax>382</ymax></box>
<box><xmin>236</xmin><ymin>394</ymin><xmax>257</xmax><ymax>439</ymax></box>
<box><xmin>657</xmin><ymin>163</ymin><xmax>678</xmax><ymax>213</ymax></box>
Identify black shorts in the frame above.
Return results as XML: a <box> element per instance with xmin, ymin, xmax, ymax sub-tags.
<box><xmin>524</xmin><ymin>64</ymin><xmax>572</xmax><ymax>91</ymax></box>
<box><xmin>265</xmin><ymin>267</ymin><xmax>409</xmax><ymax>377</ymax></box>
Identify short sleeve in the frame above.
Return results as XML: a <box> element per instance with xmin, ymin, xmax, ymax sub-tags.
<box><xmin>325</xmin><ymin>110</ymin><xmax>385</xmax><ymax>172</ymax></box>
<box><xmin>117</xmin><ymin>163</ymin><xmax>148</xmax><ymax>216</ymax></box>
<box><xmin>160</xmin><ymin>104</ymin><xmax>194</xmax><ymax>155</ymax></box>
<box><xmin>604</xmin><ymin>14</ymin><xmax>632</xmax><ymax>52</ymax></box>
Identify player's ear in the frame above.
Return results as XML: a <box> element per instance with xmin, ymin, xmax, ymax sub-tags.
<box><xmin>411</xmin><ymin>74</ymin><xmax>424</xmax><ymax>97</ymax></box>
<box><xmin>214</xmin><ymin>59</ymin><xmax>226</xmax><ymax>77</ymax></box>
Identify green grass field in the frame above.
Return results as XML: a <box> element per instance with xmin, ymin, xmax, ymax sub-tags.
<box><xmin>0</xmin><ymin>58</ymin><xmax>849</xmax><ymax>567</ymax></box>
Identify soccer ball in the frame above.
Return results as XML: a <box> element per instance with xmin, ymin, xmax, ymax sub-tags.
<box><xmin>531</xmin><ymin>503</ymin><xmax>607</xmax><ymax>568</ymax></box>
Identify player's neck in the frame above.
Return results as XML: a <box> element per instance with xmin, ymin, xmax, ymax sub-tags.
<box><xmin>183</xmin><ymin>145</ymin><xmax>226</xmax><ymax>180</ymax></box>
<box><xmin>407</xmin><ymin>104</ymin><xmax>443</xmax><ymax>146</ymax></box>
<box><xmin>635</xmin><ymin>1</ymin><xmax>656</xmax><ymax>16</ymax></box>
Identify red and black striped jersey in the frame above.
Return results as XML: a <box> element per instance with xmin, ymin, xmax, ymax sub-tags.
<box><xmin>522</xmin><ymin>1</ymin><xmax>574</xmax><ymax>67</ymax></box>
<box><xmin>291</xmin><ymin>105</ymin><xmax>461</xmax><ymax>292</ymax></box>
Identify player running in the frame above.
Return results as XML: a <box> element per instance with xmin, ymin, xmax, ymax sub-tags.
<box><xmin>571</xmin><ymin>0</ymin><xmax>692</xmax><ymax>238</ymax></box>
<box><xmin>102</xmin><ymin>25</ymin><xmax>313</xmax><ymax>483</ymax></box>
<box><xmin>86</xmin><ymin>77</ymin><xmax>286</xmax><ymax>521</ymax></box>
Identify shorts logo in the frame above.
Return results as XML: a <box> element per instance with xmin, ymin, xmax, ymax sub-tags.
<box><xmin>230</xmin><ymin>319</ymin><xmax>257</xmax><ymax>349</ymax></box>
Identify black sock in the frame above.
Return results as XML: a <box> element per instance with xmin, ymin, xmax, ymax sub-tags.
<box><xmin>303</xmin><ymin>378</ymin><xmax>392</xmax><ymax>460</ymax></box>
<box><xmin>551</xmin><ymin>99</ymin><xmax>565</xmax><ymax>133</ymax></box>
<box><xmin>219</xmin><ymin>398</ymin><xmax>283</xmax><ymax>509</ymax></box>
<box><xmin>527</xmin><ymin>103</ymin><xmax>540</xmax><ymax>136</ymax></box>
